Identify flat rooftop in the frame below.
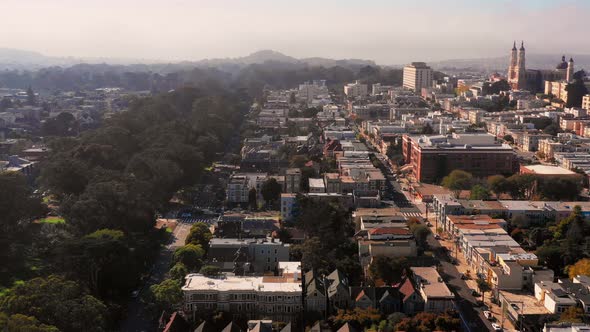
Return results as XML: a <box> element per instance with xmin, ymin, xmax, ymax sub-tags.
<box><xmin>500</xmin><ymin>290</ymin><xmax>551</xmax><ymax>316</ymax></box>
<box><xmin>411</xmin><ymin>267</ymin><xmax>454</xmax><ymax>299</ymax></box>
<box><xmin>182</xmin><ymin>274</ymin><xmax>302</xmax><ymax>293</ymax></box>
<box><xmin>522</xmin><ymin>164</ymin><xmax>576</xmax><ymax>175</ymax></box>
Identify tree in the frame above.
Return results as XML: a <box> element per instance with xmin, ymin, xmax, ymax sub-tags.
<box><xmin>0</xmin><ymin>313</ymin><xmax>60</xmax><ymax>332</ymax></box>
<box><xmin>150</xmin><ymin>279</ymin><xmax>183</xmax><ymax>311</ymax></box>
<box><xmin>0</xmin><ymin>172</ymin><xmax>45</xmax><ymax>283</ymax></box>
<box><xmin>558</xmin><ymin>306</ymin><xmax>584</xmax><ymax>323</ymax></box>
<box><xmin>260</xmin><ymin>178</ymin><xmax>282</xmax><ymax>207</ymax></box>
<box><xmin>199</xmin><ymin>265</ymin><xmax>221</xmax><ymax>277</ymax></box>
<box><xmin>169</xmin><ymin>262</ymin><xmax>189</xmax><ymax>281</ymax></box>
<box><xmin>421</xmin><ymin>123</ymin><xmax>434</xmax><ymax>135</ymax></box>
<box><xmin>441</xmin><ymin>170</ymin><xmax>473</xmax><ymax>197</ymax></box>
<box><xmin>185</xmin><ymin>222</ymin><xmax>212</xmax><ymax>249</ymax></box>
<box><xmin>248</xmin><ymin>188</ymin><xmax>257</xmax><ymax>210</ymax></box>
<box><xmin>470</xmin><ymin>184</ymin><xmax>490</xmax><ymax>200</ymax></box>
<box><xmin>567</xmin><ymin>258</ymin><xmax>590</xmax><ymax>280</ymax></box>
<box><xmin>476</xmin><ymin>278</ymin><xmax>491</xmax><ymax>302</ymax></box>
<box><xmin>489</xmin><ymin>80</ymin><xmax>511</xmax><ymax>94</ymax></box>
<box><xmin>408</xmin><ymin>222</ymin><xmax>430</xmax><ymax>248</ymax></box>
<box><xmin>26</xmin><ymin>86</ymin><xmax>36</xmax><ymax>106</ymax></box>
<box><xmin>505</xmin><ymin>174</ymin><xmax>536</xmax><ymax>199</ymax></box>
<box><xmin>173</xmin><ymin>244</ymin><xmax>205</xmax><ymax>271</ymax></box>
<box><xmin>0</xmin><ymin>275</ymin><xmax>108</xmax><ymax>332</ymax></box>
<box><xmin>565</xmin><ymin>77</ymin><xmax>589</xmax><ymax>108</ymax></box>
<box><xmin>368</xmin><ymin>256</ymin><xmax>410</xmax><ymax>285</ymax></box>
<box><xmin>330</xmin><ymin>307</ymin><xmax>381</xmax><ymax>328</ymax></box>
<box><xmin>538</xmin><ymin>177</ymin><xmax>581</xmax><ymax>201</ymax></box>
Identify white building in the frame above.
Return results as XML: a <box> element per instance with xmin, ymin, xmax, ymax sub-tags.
<box><xmin>344</xmin><ymin>80</ymin><xmax>368</xmax><ymax>99</ymax></box>
<box><xmin>403</xmin><ymin>62</ymin><xmax>433</xmax><ymax>92</ymax></box>
<box><xmin>182</xmin><ymin>266</ymin><xmax>302</xmax><ymax>322</ymax></box>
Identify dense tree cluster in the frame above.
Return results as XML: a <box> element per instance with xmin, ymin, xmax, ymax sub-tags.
<box><xmin>290</xmin><ymin>196</ymin><xmax>362</xmax><ymax>283</ymax></box>
<box><xmin>0</xmin><ymin>87</ymin><xmax>247</xmax><ymax>329</ymax></box>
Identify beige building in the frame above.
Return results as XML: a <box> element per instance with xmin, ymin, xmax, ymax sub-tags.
<box><xmin>410</xmin><ymin>267</ymin><xmax>455</xmax><ymax>312</ymax></box>
<box><xmin>182</xmin><ymin>267</ymin><xmax>302</xmax><ymax>323</ymax></box>
<box><xmin>545</xmin><ymin>80</ymin><xmax>569</xmax><ymax>103</ymax></box>
<box><xmin>403</xmin><ymin>62</ymin><xmax>433</xmax><ymax>92</ymax></box>
<box><xmin>583</xmin><ymin>95</ymin><xmax>590</xmax><ymax>111</ymax></box>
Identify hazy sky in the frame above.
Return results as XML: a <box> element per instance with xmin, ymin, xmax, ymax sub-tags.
<box><xmin>1</xmin><ymin>0</ymin><xmax>589</xmax><ymax>65</ymax></box>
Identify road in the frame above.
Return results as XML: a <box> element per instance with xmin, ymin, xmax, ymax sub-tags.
<box><xmin>377</xmin><ymin>154</ymin><xmax>495</xmax><ymax>331</ymax></box>
<box><xmin>118</xmin><ymin>222</ymin><xmax>191</xmax><ymax>332</ymax></box>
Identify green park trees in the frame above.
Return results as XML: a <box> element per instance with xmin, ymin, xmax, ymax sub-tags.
<box><xmin>0</xmin><ymin>275</ymin><xmax>108</xmax><ymax>332</ymax></box>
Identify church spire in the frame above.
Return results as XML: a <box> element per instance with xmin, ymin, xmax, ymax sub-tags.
<box><xmin>520</xmin><ymin>41</ymin><xmax>525</xmax><ymax>50</ymax></box>
<box><xmin>512</xmin><ymin>41</ymin><xmax>517</xmax><ymax>50</ymax></box>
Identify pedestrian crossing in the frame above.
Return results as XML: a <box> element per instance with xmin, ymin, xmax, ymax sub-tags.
<box><xmin>179</xmin><ymin>218</ymin><xmax>217</xmax><ymax>225</ymax></box>
<box><xmin>402</xmin><ymin>212</ymin><xmax>423</xmax><ymax>218</ymax></box>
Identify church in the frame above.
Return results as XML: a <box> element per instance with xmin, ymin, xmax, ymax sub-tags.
<box><xmin>507</xmin><ymin>41</ymin><xmax>574</xmax><ymax>93</ymax></box>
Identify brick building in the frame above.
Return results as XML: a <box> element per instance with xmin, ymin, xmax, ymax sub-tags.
<box><xmin>402</xmin><ymin>133</ymin><xmax>518</xmax><ymax>183</ymax></box>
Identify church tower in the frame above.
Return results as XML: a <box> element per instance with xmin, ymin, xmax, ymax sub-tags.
<box><xmin>515</xmin><ymin>41</ymin><xmax>527</xmax><ymax>90</ymax></box>
<box><xmin>508</xmin><ymin>41</ymin><xmax>519</xmax><ymax>89</ymax></box>
<box><xmin>567</xmin><ymin>57</ymin><xmax>574</xmax><ymax>82</ymax></box>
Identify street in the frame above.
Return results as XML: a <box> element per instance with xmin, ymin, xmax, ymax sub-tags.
<box><xmin>118</xmin><ymin>222</ymin><xmax>191</xmax><ymax>332</ymax></box>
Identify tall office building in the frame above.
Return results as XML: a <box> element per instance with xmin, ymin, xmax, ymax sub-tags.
<box><xmin>403</xmin><ymin>62</ymin><xmax>433</xmax><ymax>92</ymax></box>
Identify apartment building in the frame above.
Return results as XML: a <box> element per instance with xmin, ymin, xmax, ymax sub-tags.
<box><xmin>403</xmin><ymin>62</ymin><xmax>433</xmax><ymax>92</ymax></box>
<box><xmin>344</xmin><ymin>81</ymin><xmax>368</xmax><ymax>99</ymax></box>
<box><xmin>402</xmin><ymin>133</ymin><xmax>518</xmax><ymax>183</ymax></box>
<box><xmin>583</xmin><ymin>95</ymin><xmax>590</xmax><ymax>111</ymax></box>
<box><xmin>208</xmin><ymin>238</ymin><xmax>290</xmax><ymax>273</ymax></box>
<box><xmin>285</xmin><ymin>168</ymin><xmax>301</xmax><ymax>193</ymax></box>
<box><xmin>410</xmin><ymin>267</ymin><xmax>455</xmax><ymax>312</ymax></box>
<box><xmin>182</xmin><ymin>269</ymin><xmax>302</xmax><ymax>323</ymax></box>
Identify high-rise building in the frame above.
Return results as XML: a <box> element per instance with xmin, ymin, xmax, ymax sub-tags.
<box><xmin>403</xmin><ymin>62</ymin><xmax>433</xmax><ymax>92</ymax></box>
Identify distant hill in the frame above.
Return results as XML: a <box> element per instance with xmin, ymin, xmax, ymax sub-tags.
<box><xmin>429</xmin><ymin>54</ymin><xmax>590</xmax><ymax>72</ymax></box>
<box><xmin>0</xmin><ymin>48</ymin><xmax>376</xmax><ymax>71</ymax></box>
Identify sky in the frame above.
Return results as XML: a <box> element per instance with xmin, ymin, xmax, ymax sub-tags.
<box><xmin>0</xmin><ymin>0</ymin><xmax>589</xmax><ymax>65</ymax></box>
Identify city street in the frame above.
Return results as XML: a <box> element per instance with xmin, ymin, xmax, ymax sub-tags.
<box><xmin>118</xmin><ymin>221</ymin><xmax>191</xmax><ymax>332</ymax></box>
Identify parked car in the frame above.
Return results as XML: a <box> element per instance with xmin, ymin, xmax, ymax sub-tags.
<box><xmin>131</xmin><ymin>290</ymin><xmax>140</xmax><ymax>298</ymax></box>
<box><xmin>426</xmin><ymin>222</ymin><xmax>433</xmax><ymax>227</ymax></box>
<box><xmin>483</xmin><ymin>310</ymin><xmax>492</xmax><ymax>320</ymax></box>
<box><xmin>491</xmin><ymin>323</ymin><xmax>502</xmax><ymax>331</ymax></box>
<box><xmin>434</xmin><ymin>234</ymin><xmax>441</xmax><ymax>240</ymax></box>
<box><xmin>471</xmin><ymin>290</ymin><xmax>480</xmax><ymax>297</ymax></box>
<box><xmin>511</xmin><ymin>303</ymin><xmax>519</xmax><ymax>310</ymax></box>
<box><xmin>460</xmin><ymin>273</ymin><xmax>467</xmax><ymax>280</ymax></box>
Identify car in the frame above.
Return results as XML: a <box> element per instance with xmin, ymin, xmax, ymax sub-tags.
<box><xmin>131</xmin><ymin>290</ymin><xmax>140</xmax><ymax>298</ymax></box>
<box><xmin>471</xmin><ymin>290</ymin><xmax>480</xmax><ymax>297</ymax></box>
<box><xmin>511</xmin><ymin>303</ymin><xmax>519</xmax><ymax>310</ymax></box>
<box><xmin>483</xmin><ymin>310</ymin><xmax>492</xmax><ymax>319</ymax></box>
<box><xmin>434</xmin><ymin>234</ymin><xmax>441</xmax><ymax>240</ymax></box>
<box><xmin>460</xmin><ymin>273</ymin><xmax>467</xmax><ymax>280</ymax></box>
<box><xmin>426</xmin><ymin>222</ymin><xmax>433</xmax><ymax>227</ymax></box>
<box><xmin>491</xmin><ymin>323</ymin><xmax>502</xmax><ymax>331</ymax></box>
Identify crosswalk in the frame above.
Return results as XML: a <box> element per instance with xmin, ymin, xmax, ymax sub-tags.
<box><xmin>402</xmin><ymin>212</ymin><xmax>423</xmax><ymax>218</ymax></box>
<box><xmin>179</xmin><ymin>218</ymin><xmax>217</xmax><ymax>225</ymax></box>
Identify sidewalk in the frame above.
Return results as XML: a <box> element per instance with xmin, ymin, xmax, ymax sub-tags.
<box><xmin>438</xmin><ymin>237</ymin><xmax>517</xmax><ymax>331</ymax></box>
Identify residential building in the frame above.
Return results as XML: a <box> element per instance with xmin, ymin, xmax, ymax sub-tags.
<box><xmin>308</xmin><ymin>178</ymin><xmax>326</xmax><ymax>193</ymax></box>
<box><xmin>344</xmin><ymin>81</ymin><xmax>368</xmax><ymax>99</ymax></box>
<box><xmin>410</xmin><ymin>267</ymin><xmax>454</xmax><ymax>312</ymax></box>
<box><xmin>285</xmin><ymin>168</ymin><xmax>301</xmax><ymax>193</ymax></box>
<box><xmin>583</xmin><ymin>95</ymin><xmax>590</xmax><ymax>111</ymax></box>
<box><xmin>182</xmin><ymin>268</ymin><xmax>302</xmax><ymax>323</ymax></box>
<box><xmin>403</xmin><ymin>62</ymin><xmax>433</xmax><ymax>92</ymax></box>
<box><xmin>207</xmin><ymin>238</ymin><xmax>290</xmax><ymax>273</ymax></box>
<box><xmin>402</xmin><ymin>133</ymin><xmax>518</xmax><ymax>183</ymax></box>
<box><xmin>535</xmin><ymin>276</ymin><xmax>590</xmax><ymax>314</ymax></box>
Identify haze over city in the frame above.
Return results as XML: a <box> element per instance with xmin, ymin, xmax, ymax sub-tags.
<box><xmin>1</xmin><ymin>0</ymin><xmax>589</xmax><ymax>64</ymax></box>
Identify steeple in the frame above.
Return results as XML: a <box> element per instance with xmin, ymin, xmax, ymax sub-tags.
<box><xmin>512</xmin><ymin>41</ymin><xmax>517</xmax><ymax>51</ymax></box>
<box><xmin>520</xmin><ymin>41</ymin><xmax>525</xmax><ymax>51</ymax></box>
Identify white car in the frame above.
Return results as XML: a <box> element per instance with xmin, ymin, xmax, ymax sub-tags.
<box><xmin>491</xmin><ymin>323</ymin><xmax>502</xmax><ymax>331</ymax></box>
<box><xmin>483</xmin><ymin>310</ymin><xmax>492</xmax><ymax>319</ymax></box>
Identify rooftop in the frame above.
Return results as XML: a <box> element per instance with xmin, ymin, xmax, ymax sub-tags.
<box><xmin>411</xmin><ymin>267</ymin><xmax>454</xmax><ymax>299</ymax></box>
<box><xmin>182</xmin><ymin>274</ymin><xmax>302</xmax><ymax>293</ymax></box>
<box><xmin>522</xmin><ymin>164</ymin><xmax>576</xmax><ymax>175</ymax></box>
